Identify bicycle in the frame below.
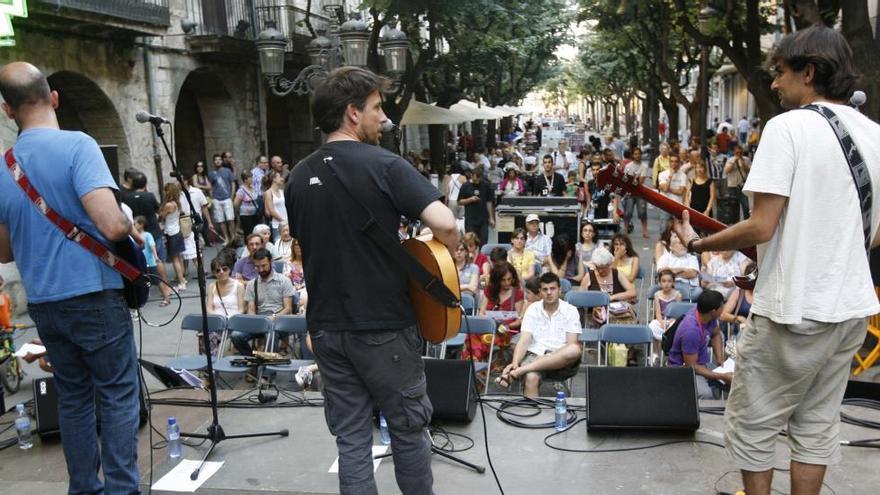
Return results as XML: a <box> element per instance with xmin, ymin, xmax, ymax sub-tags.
<box><xmin>0</xmin><ymin>324</ymin><xmax>28</xmax><ymax>394</ymax></box>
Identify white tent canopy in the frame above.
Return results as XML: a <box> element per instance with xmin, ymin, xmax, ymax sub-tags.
<box><xmin>450</xmin><ymin>99</ymin><xmax>514</xmax><ymax>119</ymax></box>
<box><xmin>400</xmin><ymin>100</ymin><xmax>473</xmax><ymax>126</ymax></box>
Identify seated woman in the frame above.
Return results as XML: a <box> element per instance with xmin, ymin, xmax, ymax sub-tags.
<box><xmin>580</xmin><ymin>247</ymin><xmax>637</xmax><ymax>325</ymax></box>
<box><xmin>546</xmin><ymin>233</ymin><xmax>581</xmax><ymax>286</ymax></box>
<box><xmin>700</xmin><ymin>250</ymin><xmax>743</xmax><ymax>300</ymax></box>
<box><xmin>206</xmin><ymin>254</ymin><xmax>244</xmax><ymax>357</ymax></box>
<box><xmin>465</xmin><ymin>263</ymin><xmax>525</xmax><ymax>365</ymax></box>
<box><xmin>611</xmin><ymin>233</ymin><xmax>640</xmax><ymax>283</ymax></box>
<box><xmin>507</xmin><ymin>228</ymin><xmax>536</xmax><ymax>282</ymax></box>
<box><xmin>463</xmin><ymin>231</ymin><xmax>489</xmax><ymax>278</ymax></box>
<box><xmin>481</xmin><ymin>246</ymin><xmax>509</xmax><ymax>287</ymax></box>
<box><xmin>575</xmin><ymin>222</ymin><xmax>599</xmax><ymax>283</ymax></box>
<box><xmin>454</xmin><ymin>240</ymin><xmax>479</xmax><ymax>297</ymax></box>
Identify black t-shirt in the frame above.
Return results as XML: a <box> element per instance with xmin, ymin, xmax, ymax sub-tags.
<box><xmin>286</xmin><ymin>141</ymin><xmax>442</xmax><ymax>331</ymax></box>
<box><xmin>458</xmin><ymin>180</ymin><xmax>493</xmax><ymax>224</ymax></box>
<box><xmin>124</xmin><ymin>190</ymin><xmax>160</xmax><ymax>233</ymax></box>
<box><xmin>532</xmin><ymin>172</ymin><xmax>566</xmax><ymax>196</ymax></box>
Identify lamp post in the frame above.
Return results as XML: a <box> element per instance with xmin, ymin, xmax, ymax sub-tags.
<box><xmin>255</xmin><ymin>11</ymin><xmax>409</xmax><ymax>97</ymax></box>
<box><xmin>697</xmin><ymin>6</ymin><xmax>716</xmax><ymax>150</ymax></box>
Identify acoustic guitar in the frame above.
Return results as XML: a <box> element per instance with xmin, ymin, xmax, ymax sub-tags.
<box><xmin>403</xmin><ymin>235</ymin><xmax>462</xmax><ymax>343</ymax></box>
<box><xmin>594</xmin><ymin>165</ymin><xmax>758</xmax><ymax>288</ymax></box>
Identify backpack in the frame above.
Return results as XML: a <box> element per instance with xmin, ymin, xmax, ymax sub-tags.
<box><xmin>660</xmin><ymin>314</ymin><xmax>687</xmax><ymax>354</ymax></box>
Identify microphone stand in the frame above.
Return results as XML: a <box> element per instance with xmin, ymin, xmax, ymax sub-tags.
<box><xmin>147</xmin><ymin>120</ymin><xmax>288</xmax><ymax>481</ymax></box>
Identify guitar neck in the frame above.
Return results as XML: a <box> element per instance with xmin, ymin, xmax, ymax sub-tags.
<box><xmin>633</xmin><ymin>183</ymin><xmax>757</xmax><ymax>261</ymax></box>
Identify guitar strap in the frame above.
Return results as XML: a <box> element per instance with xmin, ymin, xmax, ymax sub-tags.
<box><xmin>803</xmin><ymin>104</ymin><xmax>873</xmax><ymax>252</ymax></box>
<box><xmin>301</xmin><ymin>149</ymin><xmax>460</xmax><ymax>308</ymax></box>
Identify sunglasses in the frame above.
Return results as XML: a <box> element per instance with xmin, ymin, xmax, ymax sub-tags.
<box><xmin>213</xmin><ymin>266</ymin><xmax>230</xmax><ymax>274</ymax></box>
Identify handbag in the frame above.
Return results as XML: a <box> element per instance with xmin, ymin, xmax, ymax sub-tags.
<box><xmin>179</xmin><ymin>213</ymin><xmax>193</xmax><ymax>238</ymax></box>
<box><xmin>4</xmin><ymin>148</ymin><xmax>150</xmax><ymax>309</ymax></box>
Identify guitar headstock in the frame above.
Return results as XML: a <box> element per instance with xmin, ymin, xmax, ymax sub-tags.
<box><xmin>594</xmin><ymin>165</ymin><xmax>641</xmax><ymax>197</ymax></box>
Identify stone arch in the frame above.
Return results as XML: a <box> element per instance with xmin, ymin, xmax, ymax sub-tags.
<box><xmin>47</xmin><ymin>71</ymin><xmax>132</xmax><ymax>181</ymax></box>
<box><xmin>174</xmin><ymin>70</ymin><xmax>237</xmax><ymax>176</ymax></box>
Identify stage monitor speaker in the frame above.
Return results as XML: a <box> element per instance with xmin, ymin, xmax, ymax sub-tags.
<box><xmin>844</xmin><ymin>379</ymin><xmax>880</xmax><ymax>401</ymax></box>
<box><xmin>423</xmin><ymin>358</ymin><xmax>476</xmax><ymax>423</ymax></box>
<box><xmin>586</xmin><ymin>366</ymin><xmax>700</xmax><ymax>431</ymax></box>
<box><xmin>33</xmin><ymin>375</ymin><xmax>150</xmax><ymax>439</ymax></box>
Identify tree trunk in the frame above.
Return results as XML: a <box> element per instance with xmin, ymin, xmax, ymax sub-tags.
<box><xmin>486</xmin><ymin>119</ymin><xmax>497</xmax><ymax>150</ymax></box>
<box><xmin>472</xmin><ymin>120</ymin><xmax>486</xmax><ymax>153</ymax></box>
<box><xmin>623</xmin><ymin>94</ymin><xmax>634</xmax><ymax>138</ymax></box>
<box><xmin>841</xmin><ymin>1</ymin><xmax>880</xmax><ymax>122</ymax></box>
<box><xmin>660</xmin><ymin>95</ymin><xmax>679</xmax><ymax>144</ymax></box>
<box><xmin>428</xmin><ymin>124</ymin><xmax>447</xmax><ymax>174</ymax></box>
<box><xmin>500</xmin><ymin>116</ymin><xmax>513</xmax><ymax>141</ymax></box>
<box><xmin>612</xmin><ymin>99</ymin><xmax>620</xmax><ymax>136</ymax></box>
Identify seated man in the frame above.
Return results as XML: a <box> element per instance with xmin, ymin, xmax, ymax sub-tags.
<box><xmin>667</xmin><ymin>289</ymin><xmax>732</xmax><ymax>399</ymax></box>
<box><xmin>230</xmin><ymin>248</ymin><xmax>295</xmax><ymax>358</ymax></box>
<box><xmin>231</xmin><ymin>233</ymin><xmax>263</xmax><ymax>282</ymax></box>
<box><xmin>657</xmin><ymin>233</ymin><xmax>701</xmax><ymax>300</ymax></box>
<box><xmin>497</xmin><ymin>272</ymin><xmax>582</xmax><ymax>397</ymax></box>
<box><xmin>252</xmin><ymin>224</ymin><xmax>278</xmax><ymax>259</ymax></box>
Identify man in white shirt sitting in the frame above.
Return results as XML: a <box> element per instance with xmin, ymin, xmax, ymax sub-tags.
<box><xmin>497</xmin><ymin>272</ymin><xmax>582</xmax><ymax>397</ymax></box>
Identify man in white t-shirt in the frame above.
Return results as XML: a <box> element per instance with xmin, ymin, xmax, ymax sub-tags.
<box><xmin>497</xmin><ymin>272</ymin><xmax>581</xmax><ymax>397</ymax></box>
<box><xmin>657</xmin><ymin>233</ymin><xmax>701</xmax><ymax>300</ymax></box>
<box><xmin>657</xmin><ymin>154</ymin><xmax>688</xmax><ymax>225</ymax></box>
<box><xmin>673</xmin><ymin>26</ymin><xmax>880</xmax><ymax>495</ymax></box>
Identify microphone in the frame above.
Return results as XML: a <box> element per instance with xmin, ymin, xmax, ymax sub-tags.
<box><xmin>135</xmin><ymin>110</ymin><xmax>170</xmax><ymax>125</ymax></box>
<box><xmin>381</xmin><ymin>120</ymin><xmax>397</xmax><ymax>133</ymax></box>
<box><xmin>850</xmin><ymin>90</ymin><xmax>866</xmax><ymax>109</ymax></box>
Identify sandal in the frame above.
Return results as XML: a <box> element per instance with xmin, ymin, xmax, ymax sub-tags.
<box><xmin>494</xmin><ymin>374</ymin><xmax>512</xmax><ymax>391</ymax></box>
<box><xmin>159</xmin><ymin>299</ymin><xmax>171</xmax><ymax>307</ymax></box>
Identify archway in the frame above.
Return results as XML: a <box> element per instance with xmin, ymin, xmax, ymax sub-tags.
<box><xmin>47</xmin><ymin>71</ymin><xmax>132</xmax><ymax>181</ymax></box>
<box><xmin>174</xmin><ymin>70</ymin><xmax>235</xmax><ymax>177</ymax></box>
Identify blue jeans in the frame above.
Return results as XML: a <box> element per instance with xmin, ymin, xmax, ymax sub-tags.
<box><xmin>29</xmin><ymin>290</ymin><xmax>140</xmax><ymax>495</ymax></box>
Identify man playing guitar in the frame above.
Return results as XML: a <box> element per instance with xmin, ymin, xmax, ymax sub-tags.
<box><xmin>672</xmin><ymin>27</ymin><xmax>880</xmax><ymax>495</ymax></box>
<box><xmin>286</xmin><ymin>67</ymin><xmax>458</xmax><ymax>495</ymax></box>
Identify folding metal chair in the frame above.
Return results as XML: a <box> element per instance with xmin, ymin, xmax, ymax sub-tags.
<box><xmin>597</xmin><ymin>324</ymin><xmax>653</xmax><ymax>366</ymax></box>
<box><xmin>665</xmin><ymin>302</ymin><xmax>695</xmax><ymax>320</ymax></box>
<box><xmin>166</xmin><ymin>314</ymin><xmax>227</xmax><ymax>372</ymax></box>
<box><xmin>265</xmin><ymin>315</ymin><xmax>315</xmax><ymax>381</ymax></box>
<box><xmin>213</xmin><ymin>314</ymin><xmax>274</xmax><ymax>384</ymax></box>
<box><xmin>442</xmin><ymin>316</ymin><xmax>496</xmax><ymax>394</ymax></box>
<box><xmin>461</xmin><ymin>292</ymin><xmax>477</xmax><ymax>315</ymax></box>
<box><xmin>567</xmin><ymin>290</ymin><xmax>610</xmax><ymax>363</ymax></box>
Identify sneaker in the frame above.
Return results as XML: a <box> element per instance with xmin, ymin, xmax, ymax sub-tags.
<box><xmin>295</xmin><ymin>366</ymin><xmax>313</xmax><ymax>389</ymax></box>
<box><xmin>175</xmin><ymin>282</ymin><xmax>187</xmax><ymax>292</ymax></box>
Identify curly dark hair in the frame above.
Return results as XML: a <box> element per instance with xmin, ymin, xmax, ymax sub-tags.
<box><xmin>487</xmin><ymin>263</ymin><xmax>519</xmax><ymax>305</ymax></box>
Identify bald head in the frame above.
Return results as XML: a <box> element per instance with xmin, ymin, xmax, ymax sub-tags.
<box><xmin>0</xmin><ymin>62</ymin><xmax>52</xmax><ymax>110</ymax></box>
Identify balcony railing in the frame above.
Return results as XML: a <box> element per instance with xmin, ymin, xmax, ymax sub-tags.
<box><xmin>33</xmin><ymin>0</ymin><xmax>170</xmax><ymax>26</ymax></box>
<box><xmin>183</xmin><ymin>0</ymin><xmax>255</xmax><ymax>38</ymax></box>
<box><xmin>255</xmin><ymin>0</ymin><xmax>335</xmax><ymax>51</ymax></box>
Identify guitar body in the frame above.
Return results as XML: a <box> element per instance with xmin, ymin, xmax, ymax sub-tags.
<box><xmin>403</xmin><ymin>236</ymin><xmax>462</xmax><ymax>343</ymax></box>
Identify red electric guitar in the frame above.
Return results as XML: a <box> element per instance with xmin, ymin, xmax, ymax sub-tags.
<box><xmin>595</xmin><ymin>165</ymin><xmax>757</xmax><ymax>289</ymax></box>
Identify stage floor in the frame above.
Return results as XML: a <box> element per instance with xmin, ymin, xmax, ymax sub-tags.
<box><xmin>1</xmin><ymin>389</ymin><xmax>878</xmax><ymax>495</ymax></box>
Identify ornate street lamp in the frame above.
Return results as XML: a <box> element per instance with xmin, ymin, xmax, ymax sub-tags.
<box><xmin>256</xmin><ymin>13</ymin><xmax>409</xmax><ymax>97</ymax></box>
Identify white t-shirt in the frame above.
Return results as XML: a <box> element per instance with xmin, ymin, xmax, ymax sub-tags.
<box><xmin>657</xmin><ymin>251</ymin><xmax>700</xmax><ymax>286</ymax></box>
<box><xmin>522</xmin><ymin>299</ymin><xmax>582</xmax><ymax>356</ymax></box>
<box><xmin>744</xmin><ymin>101</ymin><xmax>880</xmax><ymax>324</ymax></box>
<box><xmin>623</xmin><ymin>160</ymin><xmax>648</xmax><ymax>183</ymax></box>
<box><xmin>658</xmin><ymin>169</ymin><xmax>688</xmax><ymax>203</ymax></box>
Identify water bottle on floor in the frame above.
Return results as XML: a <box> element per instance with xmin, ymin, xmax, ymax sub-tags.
<box><xmin>167</xmin><ymin>416</ymin><xmax>182</xmax><ymax>460</ymax></box>
<box><xmin>554</xmin><ymin>391</ymin><xmax>568</xmax><ymax>432</ymax></box>
<box><xmin>15</xmin><ymin>403</ymin><xmax>33</xmax><ymax>450</ymax></box>
<box><xmin>378</xmin><ymin>412</ymin><xmax>391</xmax><ymax>445</ymax></box>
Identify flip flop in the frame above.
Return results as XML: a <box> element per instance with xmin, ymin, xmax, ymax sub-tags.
<box><xmin>494</xmin><ymin>374</ymin><xmax>512</xmax><ymax>391</ymax></box>
<box><xmin>159</xmin><ymin>299</ymin><xmax>171</xmax><ymax>307</ymax></box>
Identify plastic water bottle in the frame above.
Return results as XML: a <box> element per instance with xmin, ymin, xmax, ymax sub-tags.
<box><xmin>378</xmin><ymin>412</ymin><xmax>391</xmax><ymax>445</ymax></box>
<box><xmin>167</xmin><ymin>416</ymin><xmax>182</xmax><ymax>460</ymax></box>
<box><xmin>554</xmin><ymin>391</ymin><xmax>568</xmax><ymax>432</ymax></box>
<box><xmin>15</xmin><ymin>403</ymin><xmax>33</xmax><ymax>449</ymax></box>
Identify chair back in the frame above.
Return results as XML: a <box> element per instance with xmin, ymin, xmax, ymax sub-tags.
<box><xmin>461</xmin><ymin>293</ymin><xmax>477</xmax><ymax>315</ymax></box>
<box><xmin>181</xmin><ymin>314</ymin><xmax>227</xmax><ymax>333</ymax></box>
<box><xmin>665</xmin><ymin>302</ymin><xmax>696</xmax><ymax>320</ymax></box>
<box><xmin>459</xmin><ymin>315</ymin><xmax>496</xmax><ymax>335</ymax></box>
<box><xmin>598</xmin><ymin>324</ymin><xmax>652</xmax><ymax>345</ymax></box>
<box><xmin>227</xmin><ymin>314</ymin><xmax>273</xmax><ymax>335</ymax></box>
<box><xmin>273</xmin><ymin>315</ymin><xmax>307</xmax><ymax>335</ymax></box>
<box><xmin>560</xmin><ymin>278</ymin><xmax>573</xmax><ymax>295</ymax></box>
<box><xmin>480</xmin><ymin>243</ymin><xmax>512</xmax><ymax>256</ymax></box>
<box><xmin>565</xmin><ymin>290</ymin><xmax>610</xmax><ymax>308</ymax></box>
<box><xmin>273</xmin><ymin>260</ymin><xmax>285</xmax><ymax>273</ymax></box>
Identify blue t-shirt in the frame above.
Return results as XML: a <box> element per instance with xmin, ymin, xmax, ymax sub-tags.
<box><xmin>209</xmin><ymin>167</ymin><xmax>234</xmax><ymax>200</ymax></box>
<box><xmin>0</xmin><ymin>128</ymin><xmax>123</xmax><ymax>303</ymax></box>
<box><xmin>142</xmin><ymin>232</ymin><xmax>157</xmax><ymax>268</ymax></box>
<box><xmin>668</xmin><ymin>308</ymin><xmax>717</xmax><ymax>367</ymax></box>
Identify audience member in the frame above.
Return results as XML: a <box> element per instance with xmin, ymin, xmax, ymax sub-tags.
<box><xmin>547</xmin><ymin>233</ymin><xmax>580</xmax><ymax>286</ymax></box>
<box><xmin>209</xmin><ymin>153</ymin><xmax>236</xmax><ymax>246</ymax></box>
<box><xmin>621</xmin><ymin>148</ymin><xmax>649</xmax><ymax>238</ymax></box>
<box><xmin>262</xmin><ymin>170</ymin><xmax>288</xmax><ymax>241</ymax></box>
<box><xmin>657</xmin><ymin>233</ymin><xmax>701</xmax><ymax>300</ymax></box>
<box><xmin>532</xmin><ymin>154</ymin><xmax>566</xmax><ymax>196</ymax></box>
<box><xmin>701</xmin><ymin>250</ymin><xmax>743</xmax><ymax>300</ymax></box>
<box><xmin>469</xmin><ymin>263</ymin><xmax>524</xmax><ymax>362</ymax></box>
<box><xmin>231</xmin><ymin>233</ymin><xmax>263</xmax><ymax>282</ymax></box>
<box><xmin>648</xmin><ymin>269</ymin><xmax>683</xmax><ymax>341</ymax></box>
<box><xmin>500</xmin><ymin>162</ymin><xmax>524</xmax><ymax>197</ymax></box>
<box><xmin>234</xmin><ymin>169</ymin><xmax>261</xmax><ymax>239</ymax></box>
<box><xmin>610</xmin><ymin>233</ymin><xmax>640</xmax><ymax>283</ymax></box>
<box><xmin>687</xmin><ymin>157</ymin><xmax>716</xmax><ymax>218</ymax></box>
<box><xmin>159</xmin><ymin>182</ymin><xmax>187</xmax><ymax>291</ymax></box>
<box><xmin>667</xmin><ymin>290</ymin><xmax>731</xmax><ymax>399</ymax></box>
<box><xmin>133</xmin><ymin>216</ymin><xmax>171</xmax><ymax>306</ymax></box>
<box><xmin>724</xmin><ymin>145</ymin><xmax>751</xmax><ymax>220</ymax></box>
<box><xmin>581</xmin><ymin>247</ymin><xmax>637</xmax><ymax>324</ymax></box>
<box><xmin>205</xmin><ymin>255</ymin><xmax>244</xmax><ymax>356</ymax></box>
<box><xmin>454</xmin><ymin>240</ymin><xmax>479</xmax><ymax>297</ymax></box>
<box><xmin>459</xmin><ymin>164</ymin><xmax>495</xmax><ymax>244</ymax></box>
<box><xmin>524</xmin><ymin>214</ymin><xmax>552</xmax><ymax>263</ymax></box>
<box><xmin>252</xmin><ymin>224</ymin><xmax>278</xmax><ymax>259</ymax></box>
<box><xmin>497</xmin><ymin>272</ymin><xmax>582</xmax><ymax>397</ymax></box>
<box><xmin>507</xmin><ymin>228</ymin><xmax>536</xmax><ymax>281</ymax></box>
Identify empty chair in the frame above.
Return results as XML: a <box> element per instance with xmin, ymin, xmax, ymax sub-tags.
<box><xmin>213</xmin><ymin>314</ymin><xmax>274</xmax><ymax>382</ymax></box>
<box><xmin>461</xmin><ymin>292</ymin><xmax>477</xmax><ymax>315</ymax></box>
<box><xmin>266</xmin><ymin>315</ymin><xmax>315</xmax><ymax>381</ymax></box>
<box><xmin>166</xmin><ymin>314</ymin><xmax>227</xmax><ymax>372</ymax></box>
<box><xmin>566</xmin><ymin>290</ymin><xmax>610</xmax><ymax>350</ymax></box>
<box><xmin>597</xmin><ymin>324</ymin><xmax>653</xmax><ymax>366</ymax></box>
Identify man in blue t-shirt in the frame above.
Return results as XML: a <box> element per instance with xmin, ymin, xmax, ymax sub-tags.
<box><xmin>0</xmin><ymin>62</ymin><xmax>140</xmax><ymax>494</ymax></box>
<box><xmin>209</xmin><ymin>153</ymin><xmax>236</xmax><ymax>245</ymax></box>
<box><xmin>668</xmin><ymin>290</ymin><xmax>732</xmax><ymax>399</ymax></box>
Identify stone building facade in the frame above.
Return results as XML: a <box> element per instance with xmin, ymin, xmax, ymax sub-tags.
<box><xmin>0</xmin><ymin>0</ymin><xmax>353</xmax><ymax>314</ymax></box>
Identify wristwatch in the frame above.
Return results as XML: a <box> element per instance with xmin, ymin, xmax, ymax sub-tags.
<box><xmin>686</xmin><ymin>237</ymin><xmax>700</xmax><ymax>254</ymax></box>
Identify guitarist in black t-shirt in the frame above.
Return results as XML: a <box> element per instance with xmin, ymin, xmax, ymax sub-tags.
<box><xmin>285</xmin><ymin>67</ymin><xmax>458</xmax><ymax>495</ymax></box>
